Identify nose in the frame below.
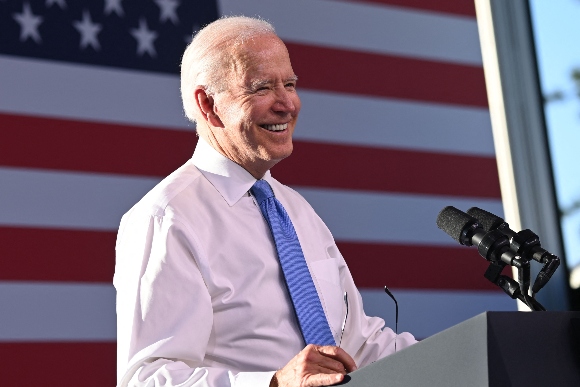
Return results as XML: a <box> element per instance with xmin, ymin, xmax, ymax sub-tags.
<box><xmin>272</xmin><ymin>87</ymin><xmax>298</xmax><ymax>114</ymax></box>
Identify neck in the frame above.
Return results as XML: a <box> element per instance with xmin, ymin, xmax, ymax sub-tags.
<box><xmin>198</xmin><ymin>127</ymin><xmax>275</xmax><ymax>179</ymax></box>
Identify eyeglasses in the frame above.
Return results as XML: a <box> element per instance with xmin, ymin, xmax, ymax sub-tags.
<box><xmin>338</xmin><ymin>287</ymin><xmax>399</xmax><ymax>352</ymax></box>
<box><xmin>338</xmin><ymin>291</ymin><xmax>349</xmax><ymax>348</ymax></box>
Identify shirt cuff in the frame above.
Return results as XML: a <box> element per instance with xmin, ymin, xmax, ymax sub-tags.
<box><xmin>234</xmin><ymin>371</ymin><xmax>276</xmax><ymax>387</ymax></box>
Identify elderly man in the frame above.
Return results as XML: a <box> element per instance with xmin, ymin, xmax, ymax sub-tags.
<box><xmin>114</xmin><ymin>16</ymin><xmax>416</xmax><ymax>387</ymax></box>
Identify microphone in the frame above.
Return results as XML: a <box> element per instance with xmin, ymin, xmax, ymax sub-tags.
<box><xmin>436</xmin><ymin>206</ymin><xmax>519</xmax><ymax>266</ymax></box>
<box><xmin>436</xmin><ymin>205</ymin><xmax>482</xmax><ymax>246</ymax></box>
<box><xmin>436</xmin><ymin>206</ymin><xmax>550</xmax><ymax>310</ymax></box>
<box><xmin>466</xmin><ymin>207</ymin><xmax>516</xmax><ymax>238</ymax></box>
<box><xmin>383</xmin><ymin>287</ymin><xmax>398</xmax><ymax>352</ymax></box>
<box><xmin>436</xmin><ymin>206</ymin><xmax>541</xmax><ymax>309</ymax></box>
<box><xmin>466</xmin><ymin>207</ymin><xmax>560</xmax><ymax>294</ymax></box>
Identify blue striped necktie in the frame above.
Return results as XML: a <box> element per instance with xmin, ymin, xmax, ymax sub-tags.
<box><xmin>251</xmin><ymin>179</ymin><xmax>336</xmax><ymax>346</ymax></box>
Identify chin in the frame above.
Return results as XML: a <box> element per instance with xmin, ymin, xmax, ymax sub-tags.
<box><xmin>269</xmin><ymin>144</ymin><xmax>293</xmax><ymax>162</ymax></box>
<box><xmin>258</xmin><ymin>140</ymin><xmax>293</xmax><ymax>159</ymax></box>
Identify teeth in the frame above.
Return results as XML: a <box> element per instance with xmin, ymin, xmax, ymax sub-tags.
<box><xmin>262</xmin><ymin>123</ymin><xmax>288</xmax><ymax>132</ymax></box>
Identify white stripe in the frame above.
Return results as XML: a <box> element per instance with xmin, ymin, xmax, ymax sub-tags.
<box><xmin>218</xmin><ymin>0</ymin><xmax>482</xmax><ymax>65</ymax></box>
<box><xmin>0</xmin><ymin>167</ymin><xmax>502</xmax><ymax>246</ymax></box>
<box><xmin>360</xmin><ymin>288</ymin><xmax>517</xmax><ymax>339</ymax></box>
<box><xmin>0</xmin><ymin>55</ymin><xmax>193</xmax><ymax>131</ymax></box>
<box><xmin>0</xmin><ymin>167</ymin><xmax>160</xmax><ymax>231</ymax></box>
<box><xmin>298</xmin><ymin>90</ymin><xmax>494</xmax><ymax>156</ymax></box>
<box><xmin>0</xmin><ymin>282</ymin><xmax>115</xmax><ymax>341</ymax></box>
<box><xmin>297</xmin><ymin>187</ymin><xmax>503</xmax><ymax>245</ymax></box>
<box><xmin>0</xmin><ymin>282</ymin><xmax>514</xmax><ymax>341</ymax></box>
<box><xmin>0</xmin><ymin>56</ymin><xmax>493</xmax><ymax>156</ymax></box>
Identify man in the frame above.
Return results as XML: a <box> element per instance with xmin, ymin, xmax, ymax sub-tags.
<box><xmin>114</xmin><ymin>16</ymin><xmax>416</xmax><ymax>387</ymax></box>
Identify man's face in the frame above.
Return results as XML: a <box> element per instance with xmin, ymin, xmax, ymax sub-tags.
<box><xmin>210</xmin><ymin>34</ymin><xmax>301</xmax><ymax>178</ymax></box>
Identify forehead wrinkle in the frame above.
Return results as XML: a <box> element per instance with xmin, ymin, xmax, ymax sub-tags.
<box><xmin>224</xmin><ymin>36</ymin><xmax>297</xmax><ymax>93</ymax></box>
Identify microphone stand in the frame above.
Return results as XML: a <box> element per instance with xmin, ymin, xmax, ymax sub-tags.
<box><xmin>483</xmin><ymin>257</ymin><xmax>546</xmax><ymax>311</ymax></box>
<box><xmin>509</xmin><ymin>229</ymin><xmax>561</xmax><ymax>297</ymax></box>
<box><xmin>491</xmin><ymin>227</ymin><xmax>558</xmax><ymax>310</ymax></box>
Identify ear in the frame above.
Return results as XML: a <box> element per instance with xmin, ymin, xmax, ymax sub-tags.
<box><xmin>195</xmin><ymin>87</ymin><xmax>224</xmax><ymax>128</ymax></box>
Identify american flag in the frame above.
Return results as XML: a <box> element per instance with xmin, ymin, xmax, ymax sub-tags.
<box><xmin>0</xmin><ymin>0</ymin><xmax>516</xmax><ymax>384</ymax></box>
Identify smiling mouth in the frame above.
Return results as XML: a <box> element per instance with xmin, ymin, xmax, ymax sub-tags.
<box><xmin>260</xmin><ymin>123</ymin><xmax>288</xmax><ymax>132</ymax></box>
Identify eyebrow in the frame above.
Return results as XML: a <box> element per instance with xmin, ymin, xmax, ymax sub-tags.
<box><xmin>248</xmin><ymin>75</ymin><xmax>298</xmax><ymax>90</ymax></box>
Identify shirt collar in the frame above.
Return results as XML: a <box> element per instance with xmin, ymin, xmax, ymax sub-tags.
<box><xmin>191</xmin><ymin>137</ymin><xmax>272</xmax><ymax>206</ymax></box>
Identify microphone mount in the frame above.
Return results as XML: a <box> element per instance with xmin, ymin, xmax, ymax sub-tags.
<box><xmin>437</xmin><ymin>206</ymin><xmax>552</xmax><ymax>311</ymax></box>
<box><xmin>467</xmin><ymin>207</ymin><xmax>561</xmax><ymax>296</ymax></box>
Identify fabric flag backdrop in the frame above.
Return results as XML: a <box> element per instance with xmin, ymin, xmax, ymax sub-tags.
<box><xmin>0</xmin><ymin>0</ymin><xmax>516</xmax><ymax>384</ymax></box>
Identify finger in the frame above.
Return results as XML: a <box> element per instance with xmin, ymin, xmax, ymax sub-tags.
<box><xmin>310</xmin><ymin>354</ymin><xmax>348</xmax><ymax>375</ymax></box>
<box><xmin>314</xmin><ymin>346</ymin><xmax>358</xmax><ymax>373</ymax></box>
<box><xmin>301</xmin><ymin>346</ymin><xmax>348</xmax><ymax>374</ymax></box>
<box><xmin>304</xmin><ymin>362</ymin><xmax>346</xmax><ymax>377</ymax></box>
<box><xmin>304</xmin><ymin>372</ymin><xmax>344</xmax><ymax>387</ymax></box>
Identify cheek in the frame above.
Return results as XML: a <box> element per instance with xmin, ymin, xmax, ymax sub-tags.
<box><xmin>221</xmin><ymin>105</ymin><xmax>250</xmax><ymax>131</ymax></box>
<box><xmin>237</xmin><ymin>98</ymin><xmax>262</xmax><ymax>121</ymax></box>
<box><xmin>247</xmin><ymin>101</ymin><xmax>272</xmax><ymax>123</ymax></box>
<box><xmin>224</xmin><ymin>103</ymin><xmax>244</xmax><ymax>123</ymax></box>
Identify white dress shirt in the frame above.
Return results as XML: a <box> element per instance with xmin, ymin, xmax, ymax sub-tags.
<box><xmin>114</xmin><ymin>138</ymin><xmax>416</xmax><ymax>387</ymax></box>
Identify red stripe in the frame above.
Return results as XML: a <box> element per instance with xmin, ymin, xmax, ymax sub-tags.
<box><xmin>286</xmin><ymin>42</ymin><xmax>488</xmax><ymax>108</ymax></box>
<box><xmin>1</xmin><ymin>226</ymin><xmax>505</xmax><ymax>291</ymax></box>
<box><xmin>337</xmin><ymin>241</ymin><xmax>503</xmax><ymax>291</ymax></box>
<box><xmin>0</xmin><ymin>342</ymin><xmax>116</xmax><ymax>386</ymax></box>
<box><xmin>0</xmin><ymin>226</ymin><xmax>115</xmax><ymax>282</ymax></box>
<box><xmin>336</xmin><ymin>0</ymin><xmax>476</xmax><ymax>17</ymax></box>
<box><xmin>0</xmin><ymin>113</ymin><xmax>197</xmax><ymax>177</ymax></box>
<box><xmin>275</xmin><ymin>141</ymin><xmax>501</xmax><ymax>198</ymax></box>
<box><xmin>1</xmin><ymin>113</ymin><xmax>500</xmax><ymax>198</ymax></box>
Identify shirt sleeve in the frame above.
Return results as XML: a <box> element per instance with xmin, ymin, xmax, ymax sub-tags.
<box><xmin>114</xmin><ymin>211</ymin><xmax>276</xmax><ymax>387</ymax></box>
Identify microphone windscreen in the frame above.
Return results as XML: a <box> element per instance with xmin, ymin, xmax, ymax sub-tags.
<box><xmin>436</xmin><ymin>206</ymin><xmax>476</xmax><ymax>244</ymax></box>
<box><xmin>467</xmin><ymin>207</ymin><xmax>504</xmax><ymax>231</ymax></box>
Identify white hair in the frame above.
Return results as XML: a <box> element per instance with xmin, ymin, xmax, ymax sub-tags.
<box><xmin>180</xmin><ymin>16</ymin><xmax>276</xmax><ymax>124</ymax></box>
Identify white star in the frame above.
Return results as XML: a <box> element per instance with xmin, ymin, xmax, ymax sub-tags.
<box><xmin>73</xmin><ymin>10</ymin><xmax>102</xmax><ymax>50</ymax></box>
<box><xmin>154</xmin><ymin>0</ymin><xmax>179</xmax><ymax>24</ymax></box>
<box><xmin>131</xmin><ymin>18</ymin><xmax>158</xmax><ymax>57</ymax></box>
<box><xmin>13</xmin><ymin>2</ymin><xmax>43</xmax><ymax>43</ymax></box>
<box><xmin>104</xmin><ymin>0</ymin><xmax>123</xmax><ymax>17</ymax></box>
<box><xmin>45</xmin><ymin>0</ymin><xmax>66</xmax><ymax>9</ymax></box>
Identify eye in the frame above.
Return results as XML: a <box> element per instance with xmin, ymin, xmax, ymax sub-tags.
<box><xmin>253</xmin><ymin>85</ymin><xmax>270</xmax><ymax>94</ymax></box>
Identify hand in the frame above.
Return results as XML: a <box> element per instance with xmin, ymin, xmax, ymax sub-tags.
<box><xmin>270</xmin><ymin>344</ymin><xmax>357</xmax><ymax>387</ymax></box>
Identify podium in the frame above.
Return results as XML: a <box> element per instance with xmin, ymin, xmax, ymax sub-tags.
<box><xmin>339</xmin><ymin>312</ymin><xmax>580</xmax><ymax>386</ymax></box>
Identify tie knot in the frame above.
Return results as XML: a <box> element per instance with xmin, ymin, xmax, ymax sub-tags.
<box><xmin>250</xmin><ymin>179</ymin><xmax>274</xmax><ymax>204</ymax></box>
